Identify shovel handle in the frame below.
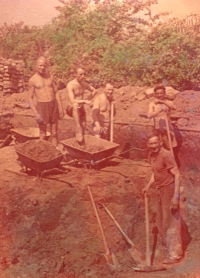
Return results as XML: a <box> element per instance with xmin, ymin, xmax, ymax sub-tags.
<box><xmin>101</xmin><ymin>203</ymin><xmax>134</xmax><ymax>247</ymax></box>
<box><xmin>110</xmin><ymin>102</ymin><xmax>114</xmax><ymax>142</ymax></box>
<box><xmin>164</xmin><ymin>113</ymin><xmax>174</xmax><ymax>158</ymax></box>
<box><xmin>87</xmin><ymin>186</ymin><xmax>110</xmax><ymax>255</ymax></box>
<box><xmin>145</xmin><ymin>195</ymin><xmax>151</xmax><ymax>267</ymax></box>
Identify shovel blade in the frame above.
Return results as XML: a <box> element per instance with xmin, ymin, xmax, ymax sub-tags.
<box><xmin>104</xmin><ymin>253</ymin><xmax>120</xmax><ymax>271</ymax></box>
<box><xmin>128</xmin><ymin>247</ymin><xmax>146</xmax><ymax>267</ymax></box>
<box><xmin>132</xmin><ymin>266</ymin><xmax>166</xmax><ymax>272</ymax></box>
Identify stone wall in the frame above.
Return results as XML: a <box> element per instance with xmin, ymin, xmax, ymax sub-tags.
<box><xmin>0</xmin><ymin>58</ymin><xmax>25</xmax><ymax>94</ymax></box>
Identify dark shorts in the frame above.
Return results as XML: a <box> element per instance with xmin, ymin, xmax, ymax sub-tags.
<box><xmin>66</xmin><ymin>105</ymin><xmax>86</xmax><ymax>122</ymax></box>
<box><xmin>36</xmin><ymin>100</ymin><xmax>59</xmax><ymax>125</ymax></box>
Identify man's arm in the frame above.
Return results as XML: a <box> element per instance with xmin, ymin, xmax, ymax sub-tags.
<box><xmin>169</xmin><ymin>166</ymin><xmax>180</xmax><ymax>210</ymax></box>
<box><xmin>28</xmin><ymin>79</ymin><xmax>41</xmax><ymax>121</ymax></box>
<box><xmin>155</xmin><ymin>99</ymin><xmax>176</xmax><ymax>110</ymax></box>
<box><xmin>92</xmin><ymin>97</ymin><xmax>102</xmax><ymax>132</ymax></box>
<box><xmin>148</xmin><ymin>102</ymin><xmax>164</xmax><ymax>119</ymax></box>
<box><xmin>84</xmin><ymin>82</ymin><xmax>96</xmax><ymax>100</ymax></box>
<box><xmin>52</xmin><ymin>77</ymin><xmax>63</xmax><ymax>117</ymax></box>
<box><xmin>67</xmin><ymin>83</ymin><xmax>90</xmax><ymax>105</ymax></box>
<box><xmin>142</xmin><ymin>173</ymin><xmax>155</xmax><ymax>196</ymax></box>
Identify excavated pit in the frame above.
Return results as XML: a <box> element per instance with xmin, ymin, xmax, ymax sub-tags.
<box><xmin>0</xmin><ymin>86</ymin><xmax>199</xmax><ymax>277</ymax></box>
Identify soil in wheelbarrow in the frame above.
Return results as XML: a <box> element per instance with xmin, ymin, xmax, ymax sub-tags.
<box><xmin>15</xmin><ymin>140</ymin><xmax>61</xmax><ymax>162</ymax></box>
<box><xmin>70</xmin><ymin>139</ymin><xmax>106</xmax><ymax>153</ymax></box>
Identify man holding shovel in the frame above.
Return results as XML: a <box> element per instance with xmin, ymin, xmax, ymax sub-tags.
<box><xmin>142</xmin><ymin>134</ymin><xmax>183</xmax><ymax>265</ymax></box>
<box><xmin>147</xmin><ymin>85</ymin><xmax>177</xmax><ymax>150</ymax></box>
<box><xmin>92</xmin><ymin>83</ymin><xmax>114</xmax><ymax>140</ymax></box>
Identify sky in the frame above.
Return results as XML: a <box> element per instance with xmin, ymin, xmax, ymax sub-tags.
<box><xmin>0</xmin><ymin>0</ymin><xmax>200</xmax><ymax>26</ymax></box>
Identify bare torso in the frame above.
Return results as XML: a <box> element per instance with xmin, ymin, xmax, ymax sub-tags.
<box><xmin>96</xmin><ymin>93</ymin><xmax>111</xmax><ymax>122</ymax></box>
<box><xmin>30</xmin><ymin>73</ymin><xmax>55</xmax><ymax>102</ymax></box>
<box><xmin>67</xmin><ymin>79</ymin><xmax>87</xmax><ymax>104</ymax></box>
<box><xmin>150</xmin><ymin>102</ymin><xmax>171</xmax><ymax>129</ymax></box>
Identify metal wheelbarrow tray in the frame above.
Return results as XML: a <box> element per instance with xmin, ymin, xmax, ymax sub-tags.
<box><xmin>15</xmin><ymin>140</ymin><xmax>63</xmax><ymax>175</ymax></box>
<box><xmin>60</xmin><ymin>135</ymin><xmax>119</xmax><ymax>163</ymax></box>
<box><xmin>11</xmin><ymin>127</ymin><xmax>51</xmax><ymax>143</ymax></box>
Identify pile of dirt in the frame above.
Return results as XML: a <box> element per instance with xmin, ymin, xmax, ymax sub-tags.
<box><xmin>71</xmin><ymin>141</ymin><xmax>105</xmax><ymax>152</ymax></box>
<box><xmin>15</xmin><ymin>140</ymin><xmax>61</xmax><ymax>162</ymax></box>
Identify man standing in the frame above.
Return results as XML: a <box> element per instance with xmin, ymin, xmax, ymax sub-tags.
<box><xmin>28</xmin><ymin>57</ymin><xmax>63</xmax><ymax>147</ymax></box>
<box><xmin>66</xmin><ymin>68</ymin><xmax>96</xmax><ymax>142</ymax></box>
<box><xmin>142</xmin><ymin>134</ymin><xmax>183</xmax><ymax>264</ymax></box>
<box><xmin>148</xmin><ymin>85</ymin><xmax>177</xmax><ymax>150</ymax></box>
<box><xmin>92</xmin><ymin>83</ymin><xmax>114</xmax><ymax>140</ymax></box>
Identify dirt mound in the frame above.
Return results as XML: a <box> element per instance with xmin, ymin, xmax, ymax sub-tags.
<box><xmin>15</xmin><ymin>140</ymin><xmax>61</xmax><ymax>162</ymax></box>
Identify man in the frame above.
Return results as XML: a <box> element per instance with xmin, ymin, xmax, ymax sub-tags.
<box><xmin>66</xmin><ymin>68</ymin><xmax>96</xmax><ymax>142</ymax></box>
<box><xmin>28</xmin><ymin>57</ymin><xmax>63</xmax><ymax>147</ymax></box>
<box><xmin>148</xmin><ymin>85</ymin><xmax>177</xmax><ymax>150</ymax></box>
<box><xmin>142</xmin><ymin>134</ymin><xmax>183</xmax><ymax>264</ymax></box>
<box><xmin>92</xmin><ymin>83</ymin><xmax>114</xmax><ymax>140</ymax></box>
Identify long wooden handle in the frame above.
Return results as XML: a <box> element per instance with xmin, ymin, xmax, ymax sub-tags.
<box><xmin>88</xmin><ymin>186</ymin><xmax>110</xmax><ymax>255</ymax></box>
<box><xmin>102</xmin><ymin>203</ymin><xmax>134</xmax><ymax>247</ymax></box>
<box><xmin>164</xmin><ymin>113</ymin><xmax>174</xmax><ymax>157</ymax></box>
<box><xmin>110</xmin><ymin>102</ymin><xmax>114</xmax><ymax>142</ymax></box>
<box><xmin>145</xmin><ymin>195</ymin><xmax>151</xmax><ymax>266</ymax></box>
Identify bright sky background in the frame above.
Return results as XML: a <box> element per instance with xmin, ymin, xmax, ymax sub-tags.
<box><xmin>0</xmin><ymin>0</ymin><xmax>200</xmax><ymax>26</ymax></box>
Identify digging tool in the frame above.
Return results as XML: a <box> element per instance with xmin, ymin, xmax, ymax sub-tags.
<box><xmin>145</xmin><ymin>194</ymin><xmax>151</xmax><ymax>267</ymax></box>
<box><xmin>132</xmin><ymin>194</ymin><xmax>166</xmax><ymax>272</ymax></box>
<box><xmin>100</xmin><ymin>203</ymin><xmax>146</xmax><ymax>267</ymax></box>
<box><xmin>110</xmin><ymin>102</ymin><xmax>114</xmax><ymax>142</ymax></box>
<box><xmin>164</xmin><ymin>113</ymin><xmax>174</xmax><ymax>158</ymax></box>
<box><xmin>87</xmin><ymin>186</ymin><xmax>119</xmax><ymax>270</ymax></box>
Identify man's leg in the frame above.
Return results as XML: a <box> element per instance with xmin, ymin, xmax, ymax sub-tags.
<box><xmin>51</xmin><ymin>122</ymin><xmax>58</xmax><ymax>147</ymax></box>
<box><xmin>39</xmin><ymin>124</ymin><xmax>47</xmax><ymax>140</ymax></box>
<box><xmin>161</xmin><ymin>185</ymin><xmax>183</xmax><ymax>261</ymax></box>
<box><xmin>156</xmin><ymin>188</ymin><xmax>165</xmax><ymax>245</ymax></box>
<box><xmin>72</xmin><ymin>103</ymin><xmax>83</xmax><ymax>142</ymax></box>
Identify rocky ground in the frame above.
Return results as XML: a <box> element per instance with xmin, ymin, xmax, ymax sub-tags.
<box><xmin>0</xmin><ymin>86</ymin><xmax>200</xmax><ymax>277</ymax></box>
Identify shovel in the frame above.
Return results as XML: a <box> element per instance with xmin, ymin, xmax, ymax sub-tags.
<box><xmin>100</xmin><ymin>203</ymin><xmax>146</xmax><ymax>267</ymax></box>
<box><xmin>87</xmin><ymin>186</ymin><xmax>119</xmax><ymax>270</ymax></box>
<box><xmin>132</xmin><ymin>194</ymin><xmax>166</xmax><ymax>272</ymax></box>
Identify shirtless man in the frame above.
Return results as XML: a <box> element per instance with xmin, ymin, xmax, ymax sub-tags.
<box><xmin>28</xmin><ymin>57</ymin><xmax>63</xmax><ymax>147</ymax></box>
<box><xmin>66</xmin><ymin>68</ymin><xmax>96</xmax><ymax>142</ymax></box>
<box><xmin>92</xmin><ymin>83</ymin><xmax>114</xmax><ymax>140</ymax></box>
<box><xmin>148</xmin><ymin>85</ymin><xmax>177</xmax><ymax>150</ymax></box>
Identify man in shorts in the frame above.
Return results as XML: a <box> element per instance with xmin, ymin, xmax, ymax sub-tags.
<box><xmin>28</xmin><ymin>56</ymin><xmax>63</xmax><ymax>146</ymax></box>
<box><xmin>148</xmin><ymin>85</ymin><xmax>177</xmax><ymax>150</ymax></box>
<box><xmin>66</xmin><ymin>68</ymin><xmax>96</xmax><ymax>142</ymax></box>
<box><xmin>92</xmin><ymin>83</ymin><xmax>114</xmax><ymax>140</ymax></box>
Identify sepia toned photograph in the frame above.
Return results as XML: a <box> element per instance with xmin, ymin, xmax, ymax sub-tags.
<box><xmin>0</xmin><ymin>0</ymin><xmax>199</xmax><ymax>277</ymax></box>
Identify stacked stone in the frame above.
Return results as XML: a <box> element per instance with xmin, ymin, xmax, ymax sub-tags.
<box><xmin>0</xmin><ymin>58</ymin><xmax>25</xmax><ymax>94</ymax></box>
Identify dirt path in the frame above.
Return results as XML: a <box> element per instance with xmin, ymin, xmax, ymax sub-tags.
<box><xmin>0</xmin><ymin>146</ymin><xmax>199</xmax><ymax>278</ymax></box>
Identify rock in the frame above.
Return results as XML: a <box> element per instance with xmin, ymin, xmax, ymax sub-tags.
<box><xmin>178</xmin><ymin>118</ymin><xmax>188</xmax><ymax>127</ymax></box>
<box><xmin>144</xmin><ymin>87</ymin><xmax>154</xmax><ymax>98</ymax></box>
<box><xmin>135</xmin><ymin>92</ymin><xmax>146</xmax><ymax>101</ymax></box>
<box><xmin>165</xmin><ymin>86</ymin><xmax>180</xmax><ymax>100</ymax></box>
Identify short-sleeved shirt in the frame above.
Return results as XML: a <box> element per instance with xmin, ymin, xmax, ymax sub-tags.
<box><xmin>148</xmin><ymin>147</ymin><xmax>177</xmax><ymax>188</ymax></box>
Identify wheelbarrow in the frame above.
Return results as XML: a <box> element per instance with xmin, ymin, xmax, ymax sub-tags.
<box><xmin>15</xmin><ymin>140</ymin><xmax>63</xmax><ymax>178</ymax></box>
<box><xmin>11</xmin><ymin>127</ymin><xmax>51</xmax><ymax>144</ymax></box>
<box><xmin>60</xmin><ymin>135</ymin><xmax>119</xmax><ymax>168</ymax></box>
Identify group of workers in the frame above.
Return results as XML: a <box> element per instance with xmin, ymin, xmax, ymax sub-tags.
<box><xmin>28</xmin><ymin>56</ymin><xmax>183</xmax><ymax>266</ymax></box>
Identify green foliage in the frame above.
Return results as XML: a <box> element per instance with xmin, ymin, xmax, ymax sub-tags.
<box><xmin>0</xmin><ymin>0</ymin><xmax>200</xmax><ymax>90</ymax></box>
